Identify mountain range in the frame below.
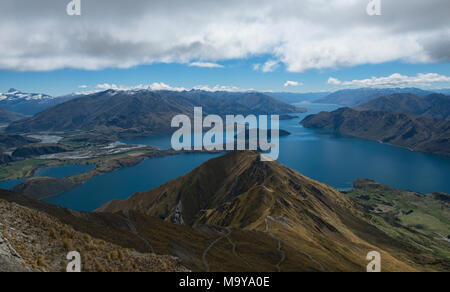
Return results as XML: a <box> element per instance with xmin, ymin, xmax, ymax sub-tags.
<box><xmin>6</xmin><ymin>90</ymin><xmax>304</xmax><ymax>140</ymax></box>
<box><xmin>265</xmin><ymin>92</ymin><xmax>330</xmax><ymax>104</ymax></box>
<box><xmin>301</xmin><ymin>108</ymin><xmax>450</xmax><ymax>157</ymax></box>
<box><xmin>0</xmin><ymin>89</ymin><xmax>79</xmax><ymax>116</ymax></box>
<box><xmin>317</xmin><ymin>88</ymin><xmax>433</xmax><ymax>107</ymax></box>
<box><xmin>356</xmin><ymin>93</ymin><xmax>450</xmax><ymax>120</ymax></box>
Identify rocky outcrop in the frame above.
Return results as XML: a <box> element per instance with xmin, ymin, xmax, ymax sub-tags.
<box><xmin>0</xmin><ymin>234</ymin><xmax>29</xmax><ymax>272</ymax></box>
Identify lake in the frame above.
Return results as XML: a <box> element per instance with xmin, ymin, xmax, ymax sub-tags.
<box><xmin>45</xmin><ymin>153</ymin><xmax>221</xmax><ymax>211</ymax></box>
<box><xmin>37</xmin><ymin>103</ymin><xmax>450</xmax><ymax>211</ymax></box>
<box><xmin>34</xmin><ymin>164</ymin><xmax>95</xmax><ymax>178</ymax></box>
<box><xmin>0</xmin><ymin>164</ymin><xmax>95</xmax><ymax>190</ymax></box>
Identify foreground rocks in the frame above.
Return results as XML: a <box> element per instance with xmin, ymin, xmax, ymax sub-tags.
<box><xmin>0</xmin><ymin>233</ymin><xmax>29</xmax><ymax>272</ymax></box>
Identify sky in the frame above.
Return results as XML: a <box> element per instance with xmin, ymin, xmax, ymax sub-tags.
<box><xmin>0</xmin><ymin>0</ymin><xmax>449</xmax><ymax>96</ymax></box>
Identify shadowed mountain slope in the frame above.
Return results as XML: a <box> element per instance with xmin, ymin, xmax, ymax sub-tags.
<box><xmin>356</xmin><ymin>93</ymin><xmax>450</xmax><ymax>120</ymax></box>
<box><xmin>301</xmin><ymin>108</ymin><xmax>450</xmax><ymax>157</ymax></box>
<box><xmin>6</xmin><ymin>90</ymin><xmax>302</xmax><ymax>140</ymax></box>
<box><xmin>0</xmin><ymin>133</ymin><xmax>38</xmax><ymax>152</ymax></box>
<box><xmin>317</xmin><ymin>88</ymin><xmax>432</xmax><ymax>107</ymax></box>
<box><xmin>0</xmin><ymin>106</ymin><xmax>25</xmax><ymax>123</ymax></box>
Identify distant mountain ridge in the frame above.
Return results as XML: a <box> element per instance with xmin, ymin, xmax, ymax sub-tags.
<box><xmin>265</xmin><ymin>92</ymin><xmax>330</xmax><ymax>104</ymax></box>
<box><xmin>301</xmin><ymin>108</ymin><xmax>450</xmax><ymax>157</ymax></box>
<box><xmin>0</xmin><ymin>106</ymin><xmax>25</xmax><ymax>123</ymax></box>
<box><xmin>6</xmin><ymin>90</ymin><xmax>304</xmax><ymax>140</ymax></box>
<box><xmin>0</xmin><ymin>89</ymin><xmax>79</xmax><ymax>116</ymax></box>
<box><xmin>356</xmin><ymin>93</ymin><xmax>450</xmax><ymax>120</ymax></box>
<box><xmin>317</xmin><ymin>87</ymin><xmax>433</xmax><ymax>107</ymax></box>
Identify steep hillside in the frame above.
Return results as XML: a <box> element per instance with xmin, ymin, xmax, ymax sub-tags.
<box><xmin>0</xmin><ymin>107</ymin><xmax>25</xmax><ymax>123</ymax></box>
<box><xmin>0</xmin><ymin>191</ymin><xmax>187</xmax><ymax>272</ymax></box>
<box><xmin>6</xmin><ymin>90</ymin><xmax>302</xmax><ymax>140</ymax></box>
<box><xmin>99</xmin><ymin>151</ymin><xmax>449</xmax><ymax>271</ymax></box>
<box><xmin>356</xmin><ymin>93</ymin><xmax>450</xmax><ymax>120</ymax></box>
<box><xmin>317</xmin><ymin>88</ymin><xmax>431</xmax><ymax>107</ymax></box>
<box><xmin>301</xmin><ymin>108</ymin><xmax>450</xmax><ymax>157</ymax></box>
<box><xmin>0</xmin><ymin>188</ymin><xmax>334</xmax><ymax>272</ymax></box>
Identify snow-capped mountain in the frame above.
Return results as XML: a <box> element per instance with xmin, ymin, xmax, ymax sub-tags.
<box><xmin>0</xmin><ymin>89</ymin><xmax>79</xmax><ymax>116</ymax></box>
<box><xmin>0</xmin><ymin>88</ymin><xmax>54</xmax><ymax>102</ymax></box>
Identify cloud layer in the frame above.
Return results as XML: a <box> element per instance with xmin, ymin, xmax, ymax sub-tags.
<box><xmin>93</xmin><ymin>83</ymin><xmax>248</xmax><ymax>93</ymax></box>
<box><xmin>0</xmin><ymin>0</ymin><xmax>449</xmax><ymax>72</ymax></box>
<box><xmin>328</xmin><ymin>73</ymin><xmax>450</xmax><ymax>88</ymax></box>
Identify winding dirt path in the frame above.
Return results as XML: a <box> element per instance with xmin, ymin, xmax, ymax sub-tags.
<box><xmin>202</xmin><ymin>234</ymin><xmax>225</xmax><ymax>272</ymax></box>
<box><xmin>225</xmin><ymin>228</ymin><xmax>252</xmax><ymax>268</ymax></box>
<box><xmin>202</xmin><ymin>228</ymin><xmax>253</xmax><ymax>272</ymax></box>
<box><xmin>264</xmin><ymin>217</ymin><xmax>286</xmax><ymax>272</ymax></box>
<box><xmin>122</xmin><ymin>210</ymin><xmax>156</xmax><ymax>254</ymax></box>
<box><xmin>265</xmin><ymin>216</ymin><xmax>325</xmax><ymax>272</ymax></box>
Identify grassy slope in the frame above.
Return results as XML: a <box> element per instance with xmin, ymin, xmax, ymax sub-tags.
<box><xmin>346</xmin><ymin>179</ymin><xmax>449</xmax><ymax>266</ymax></box>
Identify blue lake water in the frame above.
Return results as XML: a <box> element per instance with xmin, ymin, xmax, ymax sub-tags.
<box><xmin>34</xmin><ymin>164</ymin><xmax>95</xmax><ymax>179</ymax></box>
<box><xmin>45</xmin><ymin>153</ymin><xmax>221</xmax><ymax>211</ymax></box>
<box><xmin>28</xmin><ymin>102</ymin><xmax>450</xmax><ymax>211</ymax></box>
<box><xmin>0</xmin><ymin>164</ymin><xmax>95</xmax><ymax>190</ymax></box>
<box><xmin>0</xmin><ymin>178</ymin><xmax>26</xmax><ymax>190</ymax></box>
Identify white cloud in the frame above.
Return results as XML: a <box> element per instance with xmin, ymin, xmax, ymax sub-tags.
<box><xmin>284</xmin><ymin>81</ymin><xmax>302</xmax><ymax>87</ymax></box>
<box><xmin>327</xmin><ymin>73</ymin><xmax>450</xmax><ymax>88</ymax></box>
<box><xmin>95</xmin><ymin>82</ymin><xmax>187</xmax><ymax>92</ymax></box>
<box><xmin>78</xmin><ymin>85</ymin><xmax>88</xmax><ymax>89</ymax></box>
<box><xmin>254</xmin><ymin>60</ymin><xmax>280</xmax><ymax>73</ymax></box>
<box><xmin>189</xmin><ymin>62</ymin><xmax>224</xmax><ymax>68</ymax></box>
<box><xmin>327</xmin><ymin>77</ymin><xmax>342</xmax><ymax>85</ymax></box>
<box><xmin>193</xmin><ymin>85</ymin><xmax>249</xmax><ymax>92</ymax></box>
<box><xmin>252</xmin><ymin>64</ymin><xmax>261</xmax><ymax>71</ymax></box>
<box><xmin>93</xmin><ymin>83</ymin><xmax>250</xmax><ymax>93</ymax></box>
<box><xmin>0</xmin><ymin>0</ymin><xmax>448</xmax><ymax>72</ymax></box>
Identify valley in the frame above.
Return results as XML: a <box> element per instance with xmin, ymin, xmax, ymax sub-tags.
<box><xmin>1</xmin><ymin>151</ymin><xmax>448</xmax><ymax>272</ymax></box>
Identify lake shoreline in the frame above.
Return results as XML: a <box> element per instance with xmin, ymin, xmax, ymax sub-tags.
<box><xmin>10</xmin><ymin>148</ymin><xmax>225</xmax><ymax>200</ymax></box>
